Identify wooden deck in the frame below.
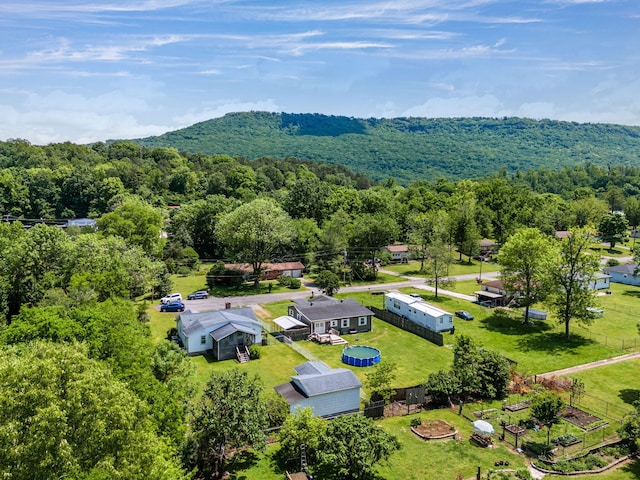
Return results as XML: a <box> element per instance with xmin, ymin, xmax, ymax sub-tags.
<box><xmin>307</xmin><ymin>332</ymin><xmax>348</xmax><ymax>345</ymax></box>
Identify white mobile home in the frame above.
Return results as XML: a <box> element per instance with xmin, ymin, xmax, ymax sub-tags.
<box><xmin>384</xmin><ymin>292</ymin><xmax>454</xmax><ymax>333</ymax></box>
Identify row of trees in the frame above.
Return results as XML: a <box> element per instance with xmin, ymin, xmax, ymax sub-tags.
<box><xmin>499</xmin><ymin>227</ymin><xmax>601</xmax><ymax>339</ymax></box>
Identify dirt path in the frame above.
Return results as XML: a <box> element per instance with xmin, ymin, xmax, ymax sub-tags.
<box><xmin>537</xmin><ymin>350</ymin><xmax>640</xmax><ymax>378</ymax></box>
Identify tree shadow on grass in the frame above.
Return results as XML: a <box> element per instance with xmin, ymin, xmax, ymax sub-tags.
<box><xmin>619</xmin><ymin>388</ymin><xmax>640</xmax><ymax>406</ymax></box>
<box><xmin>615</xmin><ymin>456</ymin><xmax>640</xmax><ymax>478</ymax></box>
<box><xmin>516</xmin><ymin>331</ymin><xmax>596</xmax><ymax>355</ymax></box>
<box><xmin>479</xmin><ymin>310</ymin><xmax>554</xmax><ymax>336</ymax></box>
<box><xmin>621</xmin><ymin>288</ymin><xmax>640</xmax><ymax>299</ymax></box>
<box><xmin>226</xmin><ymin>450</ymin><xmax>261</xmax><ymax>479</ymax></box>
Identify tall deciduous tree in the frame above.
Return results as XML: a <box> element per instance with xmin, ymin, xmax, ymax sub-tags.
<box><xmin>449</xmin><ymin>184</ymin><xmax>481</xmax><ymax>262</ymax></box>
<box><xmin>276</xmin><ymin>408</ymin><xmax>326</xmax><ymax>471</ymax></box>
<box><xmin>315</xmin><ymin>270</ymin><xmax>341</xmax><ymax>296</ymax></box>
<box><xmin>216</xmin><ymin>198</ymin><xmax>295</xmax><ymax>287</ymax></box>
<box><xmin>348</xmin><ymin>213</ymin><xmax>398</xmax><ymax>280</ymax></box>
<box><xmin>624</xmin><ymin>196</ymin><xmax>640</xmax><ymax>233</ymax></box>
<box><xmin>97</xmin><ymin>196</ymin><xmax>165</xmax><ymax>257</ymax></box>
<box><xmin>0</xmin><ymin>341</ymin><xmax>185</xmax><ymax>480</ymax></box>
<box><xmin>530</xmin><ymin>392</ymin><xmax>565</xmax><ymax>446</ymax></box>
<box><xmin>316</xmin><ymin>414</ymin><xmax>400</xmax><ymax>480</ymax></box>
<box><xmin>548</xmin><ymin>228</ymin><xmax>601</xmax><ymax>340</ymax></box>
<box><xmin>598</xmin><ymin>212</ymin><xmax>628</xmax><ymax>249</ymax></box>
<box><xmin>498</xmin><ymin>228</ymin><xmax>558</xmax><ymax>322</ymax></box>
<box><xmin>187</xmin><ymin>369</ymin><xmax>268</xmax><ymax>479</ymax></box>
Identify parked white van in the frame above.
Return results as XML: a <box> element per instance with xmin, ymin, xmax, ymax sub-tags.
<box><xmin>160</xmin><ymin>293</ymin><xmax>182</xmax><ymax>304</ymax></box>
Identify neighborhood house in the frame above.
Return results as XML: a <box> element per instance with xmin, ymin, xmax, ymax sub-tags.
<box><xmin>604</xmin><ymin>263</ymin><xmax>640</xmax><ymax>286</ymax></box>
<box><xmin>382</xmin><ymin>244</ymin><xmax>410</xmax><ymax>263</ymax></box>
<box><xmin>476</xmin><ymin>279</ymin><xmax>510</xmax><ymax>308</ymax></box>
<box><xmin>221</xmin><ymin>261</ymin><xmax>305</xmax><ymax>281</ymax></box>
<box><xmin>274</xmin><ymin>361</ymin><xmax>362</xmax><ymax>418</ymax></box>
<box><xmin>590</xmin><ymin>272</ymin><xmax>611</xmax><ymax>290</ymax></box>
<box><xmin>384</xmin><ymin>292</ymin><xmax>454</xmax><ymax>333</ymax></box>
<box><xmin>287</xmin><ymin>296</ymin><xmax>373</xmax><ymax>335</ymax></box>
<box><xmin>176</xmin><ymin>307</ymin><xmax>262</xmax><ymax>359</ymax></box>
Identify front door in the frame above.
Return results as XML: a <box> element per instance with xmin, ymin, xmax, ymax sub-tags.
<box><xmin>314</xmin><ymin>321</ymin><xmax>325</xmax><ymax>334</ymax></box>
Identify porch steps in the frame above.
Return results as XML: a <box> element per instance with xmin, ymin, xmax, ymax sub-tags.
<box><xmin>329</xmin><ymin>335</ymin><xmax>348</xmax><ymax>345</ymax></box>
<box><xmin>236</xmin><ymin>346</ymin><xmax>250</xmax><ymax>363</ymax></box>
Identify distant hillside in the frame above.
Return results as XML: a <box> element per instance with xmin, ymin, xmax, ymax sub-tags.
<box><xmin>130</xmin><ymin>112</ymin><xmax>640</xmax><ymax>184</ymax></box>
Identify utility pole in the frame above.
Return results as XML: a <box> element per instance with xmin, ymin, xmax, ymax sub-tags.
<box><xmin>343</xmin><ymin>249</ymin><xmax>347</xmax><ymax>284</ymax></box>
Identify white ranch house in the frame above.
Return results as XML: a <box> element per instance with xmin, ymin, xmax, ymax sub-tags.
<box><xmin>384</xmin><ymin>292</ymin><xmax>454</xmax><ymax>333</ymax></box>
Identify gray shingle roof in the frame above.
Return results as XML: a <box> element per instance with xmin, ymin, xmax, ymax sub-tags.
<box><xmin>292</xmin><ymin>298</ymin><xmax>373</xmax><ymax>322</ymax></box>
<box><xmin>294</xmin><ymin>361</ymin><xmax>332</xmax><ymax>376</ymax></box>
<box><xmin>289</xmin><ymin>361</ymin><xmax>362</xmax><ymax>397</ymax></box>
<box><xmin>605</xmin><ymin>263</ymin><xmax>638</xmax><ymax>275</ymax></box>
<box><xmin>179</xmin><ymin>307</ymin><xmax>259</xmax><ymax>336</ymax></box>
<box><xmin>209</xmin><ymin>322</ymin><xmax>258</xmax><ymax>341</ymax></box>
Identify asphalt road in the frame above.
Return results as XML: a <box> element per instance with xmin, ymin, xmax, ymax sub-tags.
<box><xmin>176</xmin><ymin>269</ymin><xmax>499</xmax><ymax>312</ymax></box>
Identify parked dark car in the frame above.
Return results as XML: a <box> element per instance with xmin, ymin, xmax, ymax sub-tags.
<box><xmin>187</xmin><ymin>290</ymin><xmax>209</xmax><ymax>300</ymax></box>
<box><xmin>455</xmin><ymin>310</ymin><xmax>474</xmax><ymax>321</ymax></box>
<box><xmin>160</xmin><ymin>301</ymin><xmax>185</xmax><ymax>312</ymax></box>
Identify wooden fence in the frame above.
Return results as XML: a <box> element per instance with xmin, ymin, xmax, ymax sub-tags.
<box><xmin>368</xmin><ymin>306</ymin><xmax>445</xmax><ymax>346</ymax></box>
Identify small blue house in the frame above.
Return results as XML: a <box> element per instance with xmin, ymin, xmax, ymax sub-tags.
<box><xmin>274</xmin><ymin>361</ymin><xmax>362</xmax><ymax>418</ymax></box>
<box><xmin>604</xmin><ymin>263</ymin><xmax>640</xmax><ymax>287</ymax></box>
<box><xmin>176</xmin><ymin>307</ymin><xmax>262</xmax><ymax>359</ymax></box>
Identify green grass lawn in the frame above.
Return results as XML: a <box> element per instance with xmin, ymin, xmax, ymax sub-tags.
<box><xmin>555</xmin><ymin>357</ymin><xmax>640</xmax><ymax>417</ymax></box>
<box><xmin>436</xmin><ymin>279</ymin><xmax>485</xmax><ymax>296</ymax></box>
<box><xmin>384</xmin><ymin>259</ymin><xmax>502</xmax><ymax>278</ymax></box>
<box><xmin>375</xmin><ymin>410</ymin><xmax>528</xmax><ymax>480</ymax></box>
<box><xmin>570</xmin><ymin>283</ymin><xmax>640</xmax><ymax>348</ymax></box>
<box><xmin>167</xmin><ymin>269</ymin><xmax>310</xmax><ymax>298</ymax></box>
<box><xmin>224</xmin><ymin>407</ymin><xmax>640</xmax><ymax>480</ymax></box>
<box><xmin>388</xmin><ymin>289</ymin><xmax>622</xmax><ymax>373</ymax></box>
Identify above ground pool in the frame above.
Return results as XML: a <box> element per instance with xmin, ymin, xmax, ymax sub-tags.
<box><xmin>341</xmin><ymin>345</ymin><xmax>381</xmax><ymax>367</ymax></box>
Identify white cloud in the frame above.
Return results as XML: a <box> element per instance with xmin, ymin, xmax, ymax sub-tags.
<box><xmin>0</xmin><ymin>88</ymin><xmax>173</xmax><ymax>144</ymax></box>
<box><xmin>402</xmin><ymin>94</ymin><xmax>507</xmax><ymax>118</ymax></box>
<box><xmin>171</xmin><ymin>99</ymin><xmax>282</xmax><ymax>126</ymax></box>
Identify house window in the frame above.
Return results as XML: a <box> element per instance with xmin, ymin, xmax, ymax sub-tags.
<box><xmin>200</xmin><ymin>335</ymin><xmax>206</xmax><ymax>344</ymax></box>
<box><xmin>358</xmin><ymin>316</ymin><xmax>367</xmax><ymax>326</ymax></box>
<box><xmin>439</xmin><ymin>318</ymin><xmax>443</xmax><ymax>324</ymax></box>
<box><xmin>341</xmin><ymin>318</ymin><xmax>350</xmax><ymax>328</ymax></box>
<box><xmin>330</xmin><ymin>320</ymin><xmax>338</xmax><ymax>327</ymax></box>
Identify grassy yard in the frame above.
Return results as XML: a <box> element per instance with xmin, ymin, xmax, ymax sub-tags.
<box><xmin>394</xmin><ymin>288</ymin><xmax>622</xmax><ymax>373</ymax></box>
<box><xmin>222</xmin><ymin>401</ymin><xmax>640</xmax><ymax>480</ymax></box>
<box><xmin>384</xmin><ymin>259</ymin><xmax>502</xmax><ymax>278</ymax></box>
<box><xmin>143</xmin><ymin>270</ymin><xmax>640</xmax><ymax>480</ymax></box>
<box><xmin>572</xmin><ymin>283</ymin><xmax>640</xmax><ymax>349</ymax></box>
<box><xmin>166</xmin><ymin>268</ymin><xmax>311</xmax><ymax>298</ymax></box>
<box><xmin>555</xmin><ymin>357</ymin><xmax>640</xmax><ymax>416</ymax></box>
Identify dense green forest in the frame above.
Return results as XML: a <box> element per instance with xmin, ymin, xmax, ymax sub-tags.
<box><xmin>129</xmin><ymin>112</ymin><xmax>640</xmax><ymax>183</ymax></box>
<box><xmin>3</xmin><ymin>136</ymin><xmax>640</xmax><ymax>478</ymax></box>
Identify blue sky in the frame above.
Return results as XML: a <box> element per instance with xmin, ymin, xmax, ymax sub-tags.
<box><xmin>1</xmin><ymin>0</ymin><xmax>638</xmax><ymax>144</ymax></box>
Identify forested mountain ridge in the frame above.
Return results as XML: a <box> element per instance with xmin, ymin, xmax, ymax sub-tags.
<box><xmin>130</xmin><ymin>112</ymin><xmax>640</xmax><ymax>183</ymax></box>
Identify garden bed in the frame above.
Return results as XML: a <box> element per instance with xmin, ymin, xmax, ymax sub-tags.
<box><xmin>562</xmin><ymin>406</ymin><xmax>607</xmax><ymax>430</ymax></box>
<box><xmin>505</xmin><ymin>424</ymin><xmax>527</xmax><ymax>436</ymax></box>
<box><xmin>532</xmin><ymin>442</ymin><xmax>637</xmax><ymax>475</ymax></box>
<box><xmin>504</xmin><ymin>400</ymin><xmax>530</xmax><ymax>412</ymax></box>
<box><xmin>411</xmin><ymin>419</ymin><xmax>457</xmax><ymax>440</ymax></box>
<box><xmin>552</xmin><ymin>434</ymin><xmax>581</xmax><ymax>447</ymax></box>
